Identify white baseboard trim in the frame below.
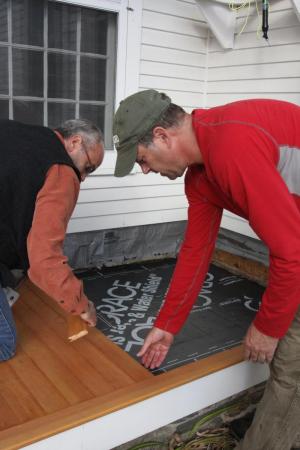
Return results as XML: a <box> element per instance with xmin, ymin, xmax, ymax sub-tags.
<box><xmin>25</xmin><ymin>361</ymin><xmax>269</xmax><ymax>450</ymax></box>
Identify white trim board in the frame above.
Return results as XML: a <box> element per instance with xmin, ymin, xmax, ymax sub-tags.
<box><xmin>292</xmin><ymin>0</ymin><xmax>300</xmax><ymax>20</ymax></box>
<box><xmin>24</xmin><ymin>361</ymin><xmax>269</xmax><ymax>450</ymax></box>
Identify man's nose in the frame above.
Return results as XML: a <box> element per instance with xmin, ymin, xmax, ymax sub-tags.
<box><xmin>141</xmin><ymin>164</ymin><xmax>151</xmax><ymax>174</ymax></box>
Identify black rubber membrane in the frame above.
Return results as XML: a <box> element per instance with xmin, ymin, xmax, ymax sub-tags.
<box><xmin>76</xmin><ymin>259</ymin><xmax>263</xmax><ymax>374</ymax></box>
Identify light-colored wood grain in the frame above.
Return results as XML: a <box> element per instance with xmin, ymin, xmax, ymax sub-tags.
<box><xmin>8</xmin><ymin>346</ymin><xmax>69</xmax><ymax>414</ymax></box>
<box><xmin>13</xmin><ymin>313</ymin><xmax>93</xmax><ymax>405</ymax></box>
<box><xmin>67</xmin><ymin>315</ymin><xmax>88</xmax><ymax>342</ymax></box>
<box><xmin>0</xmin><ymin>362</ymin><xmax>44</xmax><ymax>430</ymax></box>
<box><xmin>16</xmin><ymin>287</ymin><xmax>124</xmax><ymax>397</ymax></box>
<box><xmin>0</xmin><ymin>395</ymin><xmax>22</xmax><ymax>432</ymax></box>
<box><xmin>26</xmin><ymin>281</ymin><xmax>151</xmax><ymax>383</ymax></box>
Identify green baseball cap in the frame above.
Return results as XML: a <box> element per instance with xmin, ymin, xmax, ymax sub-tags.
<box><xmin>113</xmin><ymin>89</ymin><xmax>171</xmax><ymax>177</ymax></box>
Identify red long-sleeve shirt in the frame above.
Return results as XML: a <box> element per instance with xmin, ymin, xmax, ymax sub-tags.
<box><xmin>155</xmin><ymin>99</ymin><xmax>300</xmax><ymax>339</ymax></box>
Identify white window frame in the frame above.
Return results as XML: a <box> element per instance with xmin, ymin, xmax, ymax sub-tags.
<box><xmin>55</xmin><ymin>0</ymin><xmax>143</xmax><ymax>174</ymax></box>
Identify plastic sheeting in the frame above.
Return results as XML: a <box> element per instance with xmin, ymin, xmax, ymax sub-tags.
<box><xmin>64</xmin><ymin>221</ymin><xmax>187</xmax><ymax>270</ymax></box>
<box><xmin>64</xmin><ymin>222</ymin><xmax>268</xmax><ymax>270</ymax></box>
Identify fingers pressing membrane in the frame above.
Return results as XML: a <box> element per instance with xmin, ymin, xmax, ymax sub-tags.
<box><xmin>150</xmin><ymin>351</ymin><xmax>161</xmax><ymax>369</ymax></box>
<box><xmin>143</xmin><ymin>348</ymin><xmax>157</xmax><ymax>368</ymax></box>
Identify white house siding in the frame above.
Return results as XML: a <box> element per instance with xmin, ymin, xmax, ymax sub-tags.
<box><xmin>207</xmin><ymin>0</ymin><xmax>300</xmax><ymax>106</ymax></box>
<box><xmin>68</xmin><ymin>0</ymin><xmax>208</xmax><ymax>233</ymax></box>
<box><xmin>206</xmin><ymin>0</ymin><xmax>300</xmax><ymax>238</ymax></box>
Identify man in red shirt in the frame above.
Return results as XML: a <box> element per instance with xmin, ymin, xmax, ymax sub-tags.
<box><xmin>113</xmin><ymin>90</ymin><xmax>300</xmax><ymax>450</ymax></box>
<box><xmin>0</xmin><ymin>119</ymin><xmax>104</xmax><ymax>361</ymax></box>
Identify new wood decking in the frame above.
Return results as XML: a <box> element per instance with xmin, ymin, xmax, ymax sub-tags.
<box><xmin>0</xmin><ymin>274</ymin><xmax>245</xmax><ymax>450</ymax></box>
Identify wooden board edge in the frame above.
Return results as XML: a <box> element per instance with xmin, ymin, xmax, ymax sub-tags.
<box><xmin>0</xmin><ymin>346</ymin><xmax>244</xmax><ymax>450</ymax></box>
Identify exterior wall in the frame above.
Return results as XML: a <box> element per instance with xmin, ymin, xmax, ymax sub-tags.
<box><xmin>68</xmin><ymin>0</ymin><xmax>207</xmax><ymax>234</ymax></box>
<box><xmin>207</xmin><ymin>0</ymin><xmax>300</xmax><ymax>107</ymax></box>
<box><xmin>69</xmin><ymin>0</ymin><xmax>300</xmax><ymax>240</ymax></box>
<box><xmin>207</xmin><ymin>0</ymin><xmax>300</xmax><ymax>237</ymax></box>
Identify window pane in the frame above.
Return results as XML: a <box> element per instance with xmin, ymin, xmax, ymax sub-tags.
<box><xmin>13</xmin><ymin>49</ymin><xmax>43</xmax><ymax>97</ymax></box>
<box><xmin>0</xmin><ymin>100</ymin><xmax>8</xmax><ymax>119</ymax></box>
<box><xmin>80</xmin><ymin>57</ymin><xmax>106</xmax><ymax>101</ymax></box>
<box><xmin>12</xmin><ymin>0</ymin><xmax>43</xmax><ymax>46</ymax></box>
<box><xmin>48</xmin><ymin>2</ymin><xmax>77</xmax><ymax>51</ymax></box>
<box><xmin>81</xmin><ymin>9</ymin><xmax>110</xmax><ymax>55</ymax></box>
<box><xmin>0</xmin><ymin>46</ymin><xmax>8</xmax><ymax>94</ymax></box>
<box><xmin>0</xmin><ymin>0</ymin><xmax>8</xmax><ymax>42</ymax></box>
<box><xmin>13</xmin><ymin>101</ymin><xmax>43</xmax><ymax>125</ymax></box>
<box><xmin>48</xmin><ymin>53</ymin><xmax>76</xmax><ymax>99</ymax></box>
<box><xmin>48</xmin><ymin>103</ymin><xmax>75</xmax><ymax>128</ymax></box>
<box><xmin>80</xmin><ymin>104</ymin><xmax>104</xmax><ymax>132</ymax></box>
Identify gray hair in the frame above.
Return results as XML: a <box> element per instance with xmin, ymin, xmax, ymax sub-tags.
<box><xmin>55</xmin><ymin>119</ymin><xmax>104</xmax><ymax>147</ymax></box>
<box><xmin>139</xmin><ymin>94</ymin><xmax>185</xmax><ymax>147</ymax></box>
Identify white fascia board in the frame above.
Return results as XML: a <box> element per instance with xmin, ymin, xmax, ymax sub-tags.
<box><xmin>25</xmin><ymin>361</ymin><xmax>269</xmax><ymax>450</ymax></box>
<box><xmin>292</xmin><ymin>0</ymin><xmax>300</xmax><ymax>21</ymax></box>
<box><xmin>195</xmin><ymin>0</ymin><xmax>237</xmax><ymax>49</ymax></box>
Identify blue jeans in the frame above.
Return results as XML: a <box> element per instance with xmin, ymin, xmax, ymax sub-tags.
<box><xmin>0</xmin><ymin>283</ymin><xmax>17</xmax><ymax>361</ymax></box>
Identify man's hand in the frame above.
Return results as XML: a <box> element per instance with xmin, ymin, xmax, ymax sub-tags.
<box><xmin>80</xmin><ymin>300</ymin><xmax>97</xmax><ymax>327</ymax></box>
<box><xmin>137</xmin><ymin>327</ymin><xmax>174</xmax><ymax>369</ymax></box>
<box><xmin>244</xmin><ymin>322</ymin><xmax>279</xmax><ymax>364</ymax></box>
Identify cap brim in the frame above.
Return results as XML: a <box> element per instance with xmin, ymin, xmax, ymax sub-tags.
<box><xmin>114</xmin><ymin>142</ymin><xmax>137</xmax><ymax>177</ymax></box>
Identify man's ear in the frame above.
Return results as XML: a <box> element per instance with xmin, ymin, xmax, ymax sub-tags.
<box><xmin>152</xmin><ymin>126</ymin><xmax>169</xmax><ymax>143</ymax></box>
<box><xmin>65</xmin><ymin>134</ymin><xmax>83</xmax><ymax>154</ymax></box>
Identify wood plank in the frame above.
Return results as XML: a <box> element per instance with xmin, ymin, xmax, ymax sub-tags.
<box><xmin>209</xmin><ymin>43</ymin><xmax>300</xmax><ymax>67</ymax></box>
<box><xmin>140</xmin><ymin>60</ymin><xmax>205</xmax><ymax>82</ymax></box>
<box><xmin>141</xmin><ymin>44</ymin><xmax>205</xmax><ymax>68</ymax></box>
<box><xmin>212</xmin><ymin>249</ymin><xmax>268</xmax><ymax>286</ymax></box>
<box><xmin>0</xmin><ymin>362</ymin><xmax>44</xmax><ymax>431</ymax></box>
<box><xmin>142</xmin><ymin>28</ymin><xmax>207</xmax><ymax>53</ymax></box>
<box><xmin>208</xmin><ymin>78</ymin><xmax>300</xmax><ymax>94</ymax></box>
<box><xmin>24</xmin><ymin>282</ymin><xmax>151</xmax><ymax>386</ymax></box>
<box><xmin>68</xmin><ymin>207</ymin><xmax>188</xmax><ymax>234</ymax></box>
<box><xmin>142</xmin><ymin>10</ymin><xmax>208</xmax><ymax>38</ymax></box>
<box><xmin>206</xmin><ymin>93</ymin><xmax>300</xmax><ymax>108</ymax></box>
<box><xmin>0</xmin><ymin>346</ymin><xmax>244</xmax><ymax>450</ymax></box>
<box><xmin>7</xmin><ymin>346</ymin><xmax>69</xmax><ymax>414</ymax></box>
<box><xmin>78</xmin><ymin>183</ymin><xmax>185</xmax><ymax>203</ymax></box>
<box><xmin>15</xmin><ymin>293</ymin><xmax>118</xmax><ymax>397</ymax></box>
<box><xmin>13</xmin><ymin>313</ymin><xmax>93</xmax><ymax>405</ymax></box>
<box><xmin>24</xmin><ymin>280</ymin><xmax>153</xmax><ymax>382</ymax></box>
<box><xmin>209</xmin><ymin>61</ymin><xmax>300</xmax><ymax>82</ymax></box>
<box><xmin>210</xmin><ymin>25</ymin><xmax>300</xmax><ymax>52</ymax></box>
<box><xmin>143</xmin><ymin>0</ymin><xmax>204</xmax><ymax>22</ymax></box>
<box><xmin>0</xmin><ymin>395</ymin><xmax>22</xmax><ymax>432</ymax></box>
<box><xmin>140</xmin><ymin>75</ymin><xmax>205</xmax><ymax>94</ymax></box>
<box><xmin>73</xmin><ymin>196</ymin><xmax>187</xmax><ymax>219</ymax></box>
<box><xmin>81</xmin><ymin>171</ymin><xmax>183</xmax><ymax>189</ymax></box>
<box><xmin>84</xmin><ymin>331</ymin><xmax>152</xmax><ymax>383</ymax></box>
<box><xmin>235</xmin><ymin>8</ymin><xmax>298</xmax><ymax>32</ymax></box>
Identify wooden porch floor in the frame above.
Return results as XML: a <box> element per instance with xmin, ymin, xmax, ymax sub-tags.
<box><xmin>0</xmin><ymin>278</ymin><xmax>245</xmax><ymax>450</ymax></box>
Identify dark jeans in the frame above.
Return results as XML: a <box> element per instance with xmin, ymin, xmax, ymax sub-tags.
<box><xmin>0</xmin><ymin>283</ymin><xmax>17</xmax><ymax>361</ymax></box>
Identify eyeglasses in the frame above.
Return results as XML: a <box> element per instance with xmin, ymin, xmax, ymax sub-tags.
<box><xmin>82</xmin><ymin>145</ymin><xmax>97</xmax><ymax>175</ymax></box>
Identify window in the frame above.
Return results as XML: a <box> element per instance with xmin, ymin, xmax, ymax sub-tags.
<box><xmin>0</xmin><ymin>0</ymin><xmax>116</xmax><ymax>148</ymax></box>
